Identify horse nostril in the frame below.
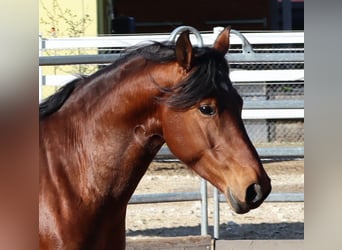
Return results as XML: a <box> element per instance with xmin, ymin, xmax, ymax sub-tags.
<box><xmin>246</xmin><ymin>184</ymin><xmax>263</xmax><ymax>204</ymax></box>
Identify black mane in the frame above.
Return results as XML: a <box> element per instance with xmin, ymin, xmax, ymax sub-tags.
<box><xmin>126</xmin><ymin>42</ymin><xmax>233</xmax><ymax>110</ymax></box>
<box><xmin>39</xmin><ymin>77</ymin><xmax>83</xmax><ymax>119</ymax></box>
<box><xmin>39</xmin><ymin>41</ymin><xmax>232</xmax><ymax>119</ymax></box>
<box><xmin>124</xmin><ymin>42</ymin><xmax>233</xmax><ymax>110</ymax></box>
<box><xmin>161</xmin><ymin>48</ymin><xmax>232</xmax><ymax>110</ymax></box>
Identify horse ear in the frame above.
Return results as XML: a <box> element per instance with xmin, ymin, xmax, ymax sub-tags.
<box><xmin>175</xmin><ymin>30</ymin><xmax>193</xmax><ymax>71</ymax></box>
<box><xmin>213</xmin><ymin>26</ymin><xmax>231</xmax><ymax>55</ymax></box>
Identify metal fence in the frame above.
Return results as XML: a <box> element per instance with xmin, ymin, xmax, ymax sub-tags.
<box><xmin>39</xmin><ymin>26</ymin><xmax>304</xmax><ymax>239</ymax></box>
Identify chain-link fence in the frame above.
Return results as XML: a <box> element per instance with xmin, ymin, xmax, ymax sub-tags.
<box><xmin>236</xmin><ymin>80</ymin><xmax>304</xmax><ymax>147</ymax></box>
<box><xmin>228</xmin><ymin>41</ymin><xmax>304</xmax><ymax>148</ymax></box>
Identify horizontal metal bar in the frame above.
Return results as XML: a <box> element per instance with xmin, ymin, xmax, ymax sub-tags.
<box><xmin>129</xmin><ymin>191</ymin><xmax>304</xmax><ymax>205</ymax></box>
<box><xmin>129</xmin><ymin>192</ymin><xmax>202</xmax><ymax>204</ymax></box>
<box><xmin>226</xmin><ymin>52</ymin><xmax>304</xmax><ymax>62</ymax></box>
<box><xmin>42</xmin><ymin>70</ymin><xmax>304</xmax><ymax>85</ymax></box>
<box><xmin>244</xmin><ymin>100</ymin><xmax>304</xmax><ymax>109</ymax></box>
<box><xmin>230</xmin><ymin>69</ymin><xmax>304</xmax><ymax>82</ymax></box>
<box><xmin>266</xmin><ymin>192</ymin><xmax>304</xmax><ymax>202</ymax></box>
<box><xmin>256</xmin><ymin>147</ymin><xmax>304</xmax><ymax>158</ymax></box>
<box><xmin>234</xmin><ymin>81</ymin><xmax>304</xmax><ymax>86</ymax></box>
<box><xmin>39</xmin><ymin>52</ymin><xmax>303</xmax><ymax>66</ymax></box>
<box><xmin>41</xmin><ymin>32</ymin><xmax>304</xmax><ymax>50</ymax></box>
<box><xmin>156</xmin><ymin>146</ymin><xmax>175</xmax><ymax>159</ymax></box>
<box><xmin>39</xmin><ymin>54</ymin><xmax>122</xmax><ymax>66</ymax></box>
<box><xmin>156</xmin><ymin>146</ymin><xmax>304</xmax><ymax>159</ymax></box>
<box><xmin>242</xmin><ymin>109</ymin><xmax>304</xmax><ymax>119</ymax></box>
<box><xmin>218</xmin><ymin>192</ymin><xmax>304</xmax><ymax>203</ymax></box>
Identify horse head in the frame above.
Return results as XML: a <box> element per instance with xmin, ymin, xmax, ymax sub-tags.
<box><xmin>160</xmin><ymin>28</ymin><xmax>271</xmax><ymax>214</ymax></box>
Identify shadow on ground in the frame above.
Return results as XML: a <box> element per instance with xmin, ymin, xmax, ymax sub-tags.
<box><xmin>126</xmin><ymin>222</ymin><xmax>304</xmax><ymax>239</ymax></box>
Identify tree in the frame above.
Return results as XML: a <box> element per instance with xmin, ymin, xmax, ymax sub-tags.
<box><xmin>40</xmin><ymin>0</ymin><xmax>93</xmax><ymax>37</ymax></box>
<box><xmin>39</xmin><ymin>0</ymin><xmax>96</xmax><ymax>75</ymax></box>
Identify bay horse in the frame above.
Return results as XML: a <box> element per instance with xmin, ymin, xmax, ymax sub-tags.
<box><xmin>39</xmin><ymin>27</ymin><xmax>271</xmax><ymax>249</ymax></box>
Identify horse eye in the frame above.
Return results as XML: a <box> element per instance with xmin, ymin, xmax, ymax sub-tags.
<box><xmin>199</xmin><ymin>105</ymin><xmax>216</xmax><ymax>116</ymax></box>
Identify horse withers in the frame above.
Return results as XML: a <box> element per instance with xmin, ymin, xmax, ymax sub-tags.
<box><xmin>39</xmin><ymin>27</ymin><xmax>271</xmax><ymax>249</ymax></box>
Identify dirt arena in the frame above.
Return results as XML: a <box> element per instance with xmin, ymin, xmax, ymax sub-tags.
<box><xmin>126</xmin><ymin>160</ymin><xmax>304</xmax><ymax>240</ymax></box>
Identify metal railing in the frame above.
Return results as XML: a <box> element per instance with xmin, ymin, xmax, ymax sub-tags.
<box><xmin>39</xmin><ymin>26</ymin><xmax>304</xmax><ymax>238</ymax></box>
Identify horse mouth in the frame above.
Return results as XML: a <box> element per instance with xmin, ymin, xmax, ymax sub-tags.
<box><xmin>226</xmin><ymin>189</ymin><xmax>251</xmax><ymax>214</ymax></box>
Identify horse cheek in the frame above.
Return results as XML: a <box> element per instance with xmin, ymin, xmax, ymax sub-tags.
<box><xmin>161</xmin><ymin>111</ymin><xmax>202</xmax><ymax>164</ymax></box>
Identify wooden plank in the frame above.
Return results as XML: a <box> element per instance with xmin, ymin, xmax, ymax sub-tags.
<box><xmin>215</xmin><ymin>240</ymin><xmax>304</xmax><ymax>250</ymax></box>
<box><xmin>126</xmin><ymin>235</ymin><xmax>213</xmax><ymax>250</ymax></box>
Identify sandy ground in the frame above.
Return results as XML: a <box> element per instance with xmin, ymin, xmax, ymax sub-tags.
<box><xmin>126</xmin><ymin>160</ymin><xmax>304</xmax><ymax>240</ymax></box>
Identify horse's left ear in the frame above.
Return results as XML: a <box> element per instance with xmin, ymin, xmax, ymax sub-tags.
<box><xmin>175</xmin><ymin>30</ymin><xmax>193</xmax><ymax>71</ymax></box>
<box><xmin>213</xmin><ymin>26</ymin><xmax>231</xmax><ymax>55</ymax></box>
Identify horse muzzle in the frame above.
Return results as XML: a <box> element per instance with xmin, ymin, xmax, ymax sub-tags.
<box><xmin>226</xmin><ymin>182</ymin><xmax>271</xmax><ymax>214</ymax></box>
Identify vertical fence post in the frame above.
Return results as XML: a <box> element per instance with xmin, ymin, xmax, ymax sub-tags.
<box><xmin>200</xmin><ymin>178</ymin><xmax>208</xmax><ymax>235</ymax></box>
<box><xmin>213</xmin><ymin>187</ymin><xmax>220</xmax><ymax>239</ymax></box>
<box><xmin>39</xmin><ymin>34</ymin><xmax>43</xmax><ymax>102</ymax></box>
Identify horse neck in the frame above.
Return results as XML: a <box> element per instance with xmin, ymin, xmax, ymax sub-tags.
<box><xmin>44</xmin><ymin>58</ymin><xmax>181</xmax><ymax>206</ymax></box>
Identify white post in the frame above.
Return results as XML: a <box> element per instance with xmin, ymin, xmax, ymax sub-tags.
<box><xmin>200</xmin><ymin>178</ymin><xmax>208</xmax><ymax>235</ymax></box>
<box><xmin>213</xmin><ymin>187</ymin><xmax>220</xmax><ymax>239</ymax></box>
<box><xmin>39</xmin><ymin>34</ymin><xmax>43</xmax><ymax>102</ymax></box>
